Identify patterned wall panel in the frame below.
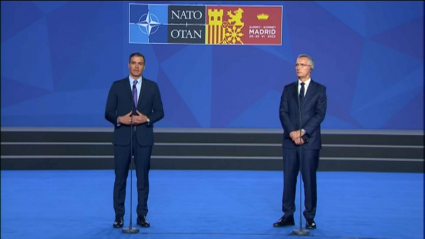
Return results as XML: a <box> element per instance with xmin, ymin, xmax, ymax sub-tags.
<box><xmin>1</xmin><ymin>1</ymin><xmax>423</xmax><ymax>129</ymax></box>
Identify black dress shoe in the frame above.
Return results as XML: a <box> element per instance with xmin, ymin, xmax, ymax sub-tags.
<box><xmin>137</xmin><ymin>215</ymin><xmax>150</xmax><ymax>227</ymax></box>
<box><xmin>305</xmin><ymin>219</ymin><xmax>316</xmax><ymax>229</ymax></box>
<box><xmin>113</xmin><ymin>216</ymin><xmax>123</xmax><ymax>228</ymax></box>
<box><xmin>273</xmin><ymin>215</ymin><xmax>295</xmax><ymax>227</ymax></box>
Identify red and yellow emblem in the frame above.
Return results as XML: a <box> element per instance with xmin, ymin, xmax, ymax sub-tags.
<box><xmin>206</xmin><ymin>6</ymin><xmax>282</xmax><ymax>45</ymax></box>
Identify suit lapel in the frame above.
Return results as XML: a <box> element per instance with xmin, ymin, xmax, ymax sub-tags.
<box><xmin>302</xmin><ymin>80</ymin><xmax>316</xmax><ymax>106</ymax></box>
<box><xmin>291</xmin><ymin>82</ymin><xmax>300</xmax><ymax>108</ymax></box>
<box><xmin>138</xmin><ymin>78</ymin><xmax>148</xmax><ymax>107</ymax></box>
<box><xmin>292</xmin><ymin>80</ymin><xmax>316</xmax><ymax>107</ymax></box>
<box><xmin>124</xmin><ymin>78</ymin><xmax>134</xmax><ymax>104</ymax></box>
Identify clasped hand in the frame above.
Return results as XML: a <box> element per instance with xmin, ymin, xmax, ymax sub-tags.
<box><xmin>289</xmin><ymin>130</ymin><xmax>305</xmax><ymax>145</ymax></box>
<box><xmin>119</xmin><ymin>110</ymin><xmax>148</xmax><ymax>125</ymax></box>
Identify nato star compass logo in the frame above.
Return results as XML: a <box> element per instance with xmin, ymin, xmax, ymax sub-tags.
<box><xmin>129</xmin><ymin>4</ymin><xmax>168</xmax><ymax>44</ymax></box>
<box><xmin>136</xmin><ymin>12</ymin><xmax>160</xmax><ymax>36</ymax></box>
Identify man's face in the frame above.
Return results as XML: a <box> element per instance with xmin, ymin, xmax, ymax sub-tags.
<box><xmin>295</xmin><ymin>57</ymin><xmax>312</xmax><ymax>80</ymax></box>
<box><xmin>128</xmin><ymin>56</ymin><xmax>145</xmax><ymax>79</ymax></box>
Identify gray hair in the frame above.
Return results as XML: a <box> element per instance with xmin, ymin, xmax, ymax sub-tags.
<box><xmin>297</xmin><ymin>54</ymin><xmax>314</xmax><ymax>68</ymax></box>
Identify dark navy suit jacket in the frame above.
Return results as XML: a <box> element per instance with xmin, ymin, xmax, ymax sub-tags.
<box><xmin>279</xmin><ymin>80</ymin><xmax>327</xmax><ymax>149</ymax></box>
<box><xmin>105</xmin><ymin>77</ymin><xmax>164</xmax><ymax>146</ymax></box>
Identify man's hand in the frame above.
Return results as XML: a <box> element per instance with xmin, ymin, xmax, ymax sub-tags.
<box><xmin>293</xmin><ymin>137</ymin><xmax>304</xmax><ymax>145</ymax></box>
<box><xmin>131</xmin><ymin>110</ymin><xmax>148</xmax><ymax>125</ymax></box>
<box><xmin>289</xmin><ymin>129</ymin><xmax>305</xmax><ymax>141</ymax></box>
<box><xmin>290</xmin><ymin>129</ymin><xmax>305</xmax><ymax>145</ymax></box>
<box><xmin>118</xmin><ymin>111</ymin><xmax>133</xmax><ymax>125</ymax></box>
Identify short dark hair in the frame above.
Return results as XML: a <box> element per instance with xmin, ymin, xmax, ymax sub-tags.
<box><xmin>129</xmin><ymin>52</ymin><xmax>145</xmax><ymax>64</ymax></box>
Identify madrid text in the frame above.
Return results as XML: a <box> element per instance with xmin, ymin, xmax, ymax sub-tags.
<box><xmin>249</xmin><ymin>28</ymin><xmax>276</xmax><ymax>39</ymax></box>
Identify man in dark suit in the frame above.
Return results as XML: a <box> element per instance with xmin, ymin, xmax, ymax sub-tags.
<box><xmin>105</xmin><ymin>52</ymin><xmax>164</xmax><ymax>228</ymax></box>
<box><xmin>274</xmin><ymin>54</ymin><xmax>327</xmax><ymax>229</ymax></box>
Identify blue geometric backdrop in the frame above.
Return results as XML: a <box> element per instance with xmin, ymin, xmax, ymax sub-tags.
<box><xmin>1</xmin><ymin>1</ymin><xmax>423</xmax><ymax>129</ymax></box>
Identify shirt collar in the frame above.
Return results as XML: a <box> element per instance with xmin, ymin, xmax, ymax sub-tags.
<box><xmin>129</xmin><ymin>76</ymin><xmax>142</xmax><ymax>85</ymax></box>
<box><xmin>298</xmin><ymin>78</ymin><xmax>311</xmax><ymax>86</ymax></box>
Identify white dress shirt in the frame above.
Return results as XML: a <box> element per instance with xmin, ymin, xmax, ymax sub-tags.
<box><xmin>298</xmin><ymin>78</ymin><xmax>311</xmax><ymax>96</ymax></box>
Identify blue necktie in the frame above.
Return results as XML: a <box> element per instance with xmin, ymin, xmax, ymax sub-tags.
<box><xmin>133</xmin><ymin>80</ymin><xmax>137</xmax><ymax>107</ymax></box>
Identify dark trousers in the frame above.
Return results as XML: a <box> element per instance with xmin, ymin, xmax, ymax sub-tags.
<box><xmin>282</xmin><ymin>147</ymin><xmax>319</xmax><ymax>220</ymax></box>
<box><xmin>113</xmin><ymin>134</ymin><xmax>152</xmax><ymax>218</ymax></box>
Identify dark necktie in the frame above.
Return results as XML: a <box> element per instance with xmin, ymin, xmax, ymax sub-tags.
<box><xmin>133</xmin><ymin>80</ymin><xmax>138</xmax><ymax>107</ymax></box>
<box><xmin>300</xmin><ymin>82</ymin><xmax>305</xmax><ymax>101</ymax></box>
